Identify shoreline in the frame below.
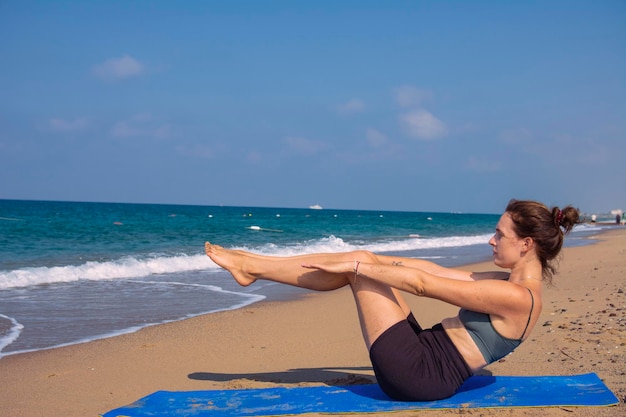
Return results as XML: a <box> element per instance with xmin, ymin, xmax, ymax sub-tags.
<box><xmin>0</xmin><ymin>224</ymin><xmax>602</xmax><ymax>359</ymax></box>
<box><xmin>0</xmin><ymin>229</ymin><xmax>624</xmax><ymax>417</ymax></box>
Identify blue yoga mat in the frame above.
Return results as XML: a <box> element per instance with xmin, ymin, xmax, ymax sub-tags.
<box><xmin>102</xmin><ymin>373</ymin><xmax>618</xmax><ymax>417</ymax></box>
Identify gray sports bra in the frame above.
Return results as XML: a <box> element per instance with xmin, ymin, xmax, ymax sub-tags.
<box><xmin>458</xmin><ymin>288</ymin><xmax>534</xmax><ymax>363</ymax></box>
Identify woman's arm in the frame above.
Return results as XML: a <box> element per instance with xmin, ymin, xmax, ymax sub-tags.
<box><xmin>302</xmin><ymin>261</ymin><xmax>526</xmax><ymax>317</ymax></box>
<box><xmin>374</xmin><ymin>254</ymin><xmax>509</xmax><ymax>282</ymax></box>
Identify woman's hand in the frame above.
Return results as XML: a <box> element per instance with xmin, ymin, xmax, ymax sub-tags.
<box><xmin>301</xmin><ymin>261</ymin><xmax>355</xmax><ymax>275</ymax></box>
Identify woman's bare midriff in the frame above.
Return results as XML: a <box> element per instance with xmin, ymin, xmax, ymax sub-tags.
<box><xmin>441</xmin><ymin>316</ymin><xmax>488</xmax><ymax>372</ymax></box>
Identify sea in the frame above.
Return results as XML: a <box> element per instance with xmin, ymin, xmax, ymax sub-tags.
<box><xmin>0</xmin><ymin>199</ymin><xmax>606</xmax><ymax>358</ymax></box>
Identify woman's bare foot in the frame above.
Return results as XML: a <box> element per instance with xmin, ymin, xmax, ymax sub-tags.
<box><xmin>205</xmin><ymin>242</ymin><xmax>257</xmax><ymax>286</ymax></box>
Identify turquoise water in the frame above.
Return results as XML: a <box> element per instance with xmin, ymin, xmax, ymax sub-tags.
<box><xmin>0</xmin><ymin>200</ymin><xmax>601</xmax><ymax>357</ymax></box>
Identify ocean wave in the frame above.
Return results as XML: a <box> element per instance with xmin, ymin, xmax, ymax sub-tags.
<box><xmin>0</xmin><ymin>233</ymin><xmax>493</xmax><ymax>290</ymax></box>
<box><xmin>0</xmin><ymin>314</ymin><xmax>24</xmax><ymax>357</ymax></box>
<box><xmin>573</xmin><ymin>223</ymin><xmax>607</xmax><ymax>232</ymax></box>
<box><xmin>0</xmin><ymin>254</ymin><xmax>216</xmax><ymax>290</ymax></box>
<box><xmin>244</xmin><ymin>233</ymin><xmax>494</xmax><ymax>256</ymax></box>
<box><xmin>0</xmin><ymin>281</ymin><xmax>266</xmax><ymax>357</ymax></box>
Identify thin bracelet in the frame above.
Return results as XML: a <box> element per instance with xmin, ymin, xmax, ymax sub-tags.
<box><xmin>354</xmin><ymin>260</ymin><xmax>361</xmax><ymax>281</ymax></box>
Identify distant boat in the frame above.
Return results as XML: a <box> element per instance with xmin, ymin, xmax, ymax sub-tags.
<box><xmin>309</xmin><ymin>204</ymin><xmax>323</xmax><ymax>210</ymax></box>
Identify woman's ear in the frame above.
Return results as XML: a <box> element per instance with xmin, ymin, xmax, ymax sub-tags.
<box><xmin>522</xmin><ymin>237</ymin><xmax>535</xmax><ymax>253</ymax></box>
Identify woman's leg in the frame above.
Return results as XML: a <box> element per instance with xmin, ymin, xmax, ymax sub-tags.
<box><xmin>205</xmin><ymin>243</ymin><xmax>412</xmax><ymax>348</ymax></box>
<box><xmin>205</xmin><ymin>242</ymin><xmax>352</xmax><ymax>290</ymax></box>
<box><xmin>348</xmin><ymin>273</ymin><xmax>413</xmax><ymax>349</ymax></box>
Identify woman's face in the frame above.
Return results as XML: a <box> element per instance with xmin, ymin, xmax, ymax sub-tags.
<box><xmin>489</xmin><ymin>212</ymin><xmax>525</xmax><ymax>269</ymax></box>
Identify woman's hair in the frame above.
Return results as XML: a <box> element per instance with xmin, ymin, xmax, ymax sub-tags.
<box><xmin>505</xmin><ymin>199</ymin><xmax>580</xmax><ymax>283</ymax></box>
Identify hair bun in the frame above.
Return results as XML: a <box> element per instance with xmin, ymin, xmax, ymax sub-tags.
<box><xmin>556</xmin><ymin>205</ymin><xmax>581</xmax><ymax>234</ymax></box>
<box><xmin>556</xmin><ymin>209</ymin><xmax>564</xmax><ymax>226</ymax></box>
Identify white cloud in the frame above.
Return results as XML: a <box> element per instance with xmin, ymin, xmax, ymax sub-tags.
<box><xmin>110</xmin><ymin>122</ymin><xmax>134</xmax><ymax>138</ymax></box>
<box><xmin>246</xmin><ymin>150</ymin><xmax>263</xmax><ymax>163</ymax></box>
<box><xmin>394</xmin><ymin>86</ymin><xmax>431</xmax><ymax>107</ymax></box>
<box><xmin>92</xmin><ymin>55</ymin><xmax>144</xmax><ymax>82</ymax></box>
<box><xmin>576</xmin><ymin>142</ymin><xmax>611</xmax><ymax>165</ymax></box>
<box><xmin>523</xmin><ymin>131</ymin><xmax>612</xmax><ymax>166</ymax></box>
<box><xmin>131</xmin><ymin>112</ymin><xmax>153</xmax><ymax>122</ymax></box>
<box><xmin>335</xmin><ymin>99</ymin><xmax>366</xmax><ymax>115</ymax></box>
<box><xmin>283</xmin><ymin>136</ymin><xmax>328</xmax><ymax>155</ymax></box>
<box><xmin>176</xmin><ymin>144</ymin><xmax>214</xmax><ymax>159</ymax></box>
<box><xmin>466</xmin><ymin>156</ymin><xmax>502</xmax><ymax>172</ymax></box>
<box><xmin>47</xmin><ymin>117</ymin><xmax>89</xmax><ymax>132</ymax></box>
<box><xmin>399</xmin><ymin>109</ymin><xmax>447</xmax><ymax>140</ymax></box>
<box><xmin>498</xmin><ymin>127</ymin><xmax>534</xmax><ymax>145</ymax></box>
<box><xmin>110</xmin><ymin>113</ymin><xmax>175</xmax><ymax>139</ymax></box>
<box><xmin>497</xmin><ymin>128</ymin><xmax>616</xmax><ymax>169</ymax></box>
<box><xmin>365</xmin><ymin>128</ymin><xmax>388</xmax><ymax>147</ymax></box>
<box><xmin>153</xmin><ymin>124</ymin><xmax>174</xmax><ymax>140</ymax></box>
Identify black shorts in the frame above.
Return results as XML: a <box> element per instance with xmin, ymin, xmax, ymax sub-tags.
<box><xmin>369</xmin><ymin>313</ymin><xmax>472</xmax><ymax>401</ymax></box>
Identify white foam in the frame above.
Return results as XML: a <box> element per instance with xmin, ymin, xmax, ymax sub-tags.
<box><xmin>0</xmin><ymin>254</ymin><xmax>217</xmax><ymax>290</ymax></box>
<box><xmin>244</xmin><ymin>233</ymin><xmax>494</xmax><ymax>257</ymax></box>
<box><xmin>572</xmin><ymin>223</ymin><xmax>604</xmax><ymax>233</ymax></box>
<box><xmin>0</xmin><ymin>314</ymin><xmax>24</xmax><ymax>358</ymax></box>
<box><xmin>0</xmin><ymin>281</ymin><xmax>265</xmax><ymax>357</ymax></box>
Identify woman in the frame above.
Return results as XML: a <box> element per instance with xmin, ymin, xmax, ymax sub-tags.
<box><xmin>205</xmin><ymin>200</ymin><xmax>580</xmax><ymax>401</ymax></box>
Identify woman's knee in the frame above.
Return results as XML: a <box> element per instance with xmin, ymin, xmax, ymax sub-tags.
<box><xmin>351</xmin><ymin>250</ymin><xmax>379</xmax><ymax>264</ymax></box>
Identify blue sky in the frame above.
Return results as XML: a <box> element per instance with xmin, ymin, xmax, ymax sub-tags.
<box><xmin>1</xmin><ymin>1</ymin><xmax>624</xmax><ymax>214</ymax></box>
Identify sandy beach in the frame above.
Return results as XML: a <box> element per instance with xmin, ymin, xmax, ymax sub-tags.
<box><xmin>0</xmin><ymin>229</ymin><xmax>624</xmax><ymax>417</ymax></box>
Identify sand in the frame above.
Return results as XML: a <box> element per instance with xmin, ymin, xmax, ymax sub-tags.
<box><xmin>0</xmin><ymin>229</ymin><xmax>624</xmax><ymax>417</ymax></box>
